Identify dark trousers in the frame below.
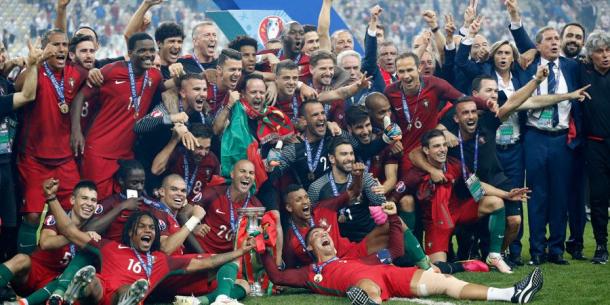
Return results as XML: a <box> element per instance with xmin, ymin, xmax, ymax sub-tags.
<box><xmin>497</xmin><ymin>142</ymin><xmax>525</xmax><ymax>256</ymax></box>
<box><xmin>567</xmin><ymin>148</ymin><xmax>587</xmax><ymax>247</ymax></box>
<box><xmin>524</xmin><ymin>129</ymin><xmax>573</xmax><ymax>257</ymax></box>
<box><xmin>585</xmin><ymin>140</ymin><xmax>610</xmax><ymax>245</ymax></box>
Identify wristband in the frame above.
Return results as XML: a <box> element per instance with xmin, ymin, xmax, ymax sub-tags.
<box><xmin>297</xmin><ymin>81</ymin><xmax>304</xmax><ymax>89</ymax></box>
<box><xmin>431</xmin><ymin>27</ymin><xmax>440</xmax><ymax>33</ymax></box>
<box><xmin>185</xmin><ymin>217</ymin><xmax>200</xmax><ymax>232</ymax></box>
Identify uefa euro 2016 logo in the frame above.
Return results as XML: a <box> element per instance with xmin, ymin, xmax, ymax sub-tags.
<box><xmin>258</xmin><ymin>16</ymin><xmax>284</xmax><ymax>45</ymax></box>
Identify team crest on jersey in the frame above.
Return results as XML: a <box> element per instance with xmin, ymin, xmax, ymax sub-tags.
<box><xmin>151</xmin><ymin>109</ymin><xmax>163</xmax><ymax>118</ymax></box>
<box><xmin>94</xmin><ymin>204</ymin><xmax>104</xmax><ymax>215</ymax></box>
<box><xmin>45</xmin><ymin>215</ymin><xmax>56</xmax><ymax>226</ymax></box>
<box><xmin>258</xmin><ymin>16</ymin><xmax>284</xmax><ymax>46</ymax></box>
<box><xmin>395</xmin><ymin>181</ymin><xmax>406</xmax><ymax>194</ymax></box>
<box><xmin>158</xmin><ymin>219</ymin><xmax>167</xmax><ymax>231</ymax></box>
<box><xmin>69</xmin><ymin>77</ymin><xmax>75</xmax><ymax>89</ymax></box>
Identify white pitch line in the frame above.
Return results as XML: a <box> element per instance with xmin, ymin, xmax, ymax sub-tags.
<box><xmin>389</xmin><ymin>297</ymin><xmax>457</xmax><ymax>305</ymax></box>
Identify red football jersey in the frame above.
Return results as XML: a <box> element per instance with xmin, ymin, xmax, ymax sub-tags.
<box><xmin>195</xmin><ymin>185</ymin><xmax>263</xmax><ymax>254</ymax></box>
<box><xmin>258</xmin><ymin>49</ymin><xmax>311</xmax><ymax>81</ymax></box>
<box><xmin>168</xmin><ymin>150</ymin><xmax>220</xmax><ymax>203</ymax></box>
<box><xmin>275</xmin><ymin>94</ymin><xmax>303</xmax><ymax>123</ymax></box>
<box><xmin>29</xmin><ymin>215</ymin><xmax>76</xmax><ymax>272</ymax></box>
<box><xmin>83</xmin><ymin>61</ymin><xmax>162</xmax><ymax>159</ymax></box>
<box><xmin>87</xmin><ymin>239</ymin><xmax>190</xmax><ymax>299</ymax></box>
<box><xmin>366</xmin><ymin>134</ymin><xmax>400</xmax><ymax>183</ymax></box>
<box><xmin>96</xmin><ymin>194</ymin><xmax>172</xmax><ymax>242</ymax></box>
<box><xmin>19</xmin><ymin>62</ymin><xmax>87</xmax><ymax>159</ymax></box>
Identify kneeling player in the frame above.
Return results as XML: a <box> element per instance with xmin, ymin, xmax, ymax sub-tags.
<box><xmin>264</xmin><ymin>201</ymin><xmax>543</xmax><ymax>304</ymax></box>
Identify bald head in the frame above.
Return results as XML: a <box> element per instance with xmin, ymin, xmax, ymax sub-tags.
<box><xmin>231</xmin><ymin>160</ymin><xmax>256</xmax><ymax>194</ymax></box>
<box><xmin>365</xmin><ymin>92</ymin><xmax>391</xmax><ymax>128</ymax></box>
<box><xmin>159</xmin><ymin>174</ymin><xmax>187</xmax><ymax>210</ymax></box>
<box><xmin>162</xmin><ymin>174</ymin><xmax>185</xmax><ymax>187</ymax></box>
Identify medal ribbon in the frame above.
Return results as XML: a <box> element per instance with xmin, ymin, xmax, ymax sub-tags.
<box><xmin>119</xmin><ymin>193</ymin><xmax>176</xmax><ymax>222</ymax></box>
<box><xmin>178</xmin><ymin>97</ymin><xmax>206</xmax><ymax>124</ymax></box>
<box><xmin>312</xmin><ymin>256</ymin><xmax>338</xmax><ymax>274</ymax></box>
<box><xmin>291</xmin><ymin>96</ymin><xmax>299</xmax><ymax>120</ymax></box>
<box><xmin>182</xmin><ymin>152</ymin><xmax>200</xmax><ymax>195</ymax></box>
<box><xmin>458</xmin><ymin>129</ymin><xmax>479</xmax><ymax>181</ymax></box>
<box><xmin>304</xmin><ymin>135</ymin><xmax>325</xmax><ymax>175</ymax></box>
<box><xmin>328</xmin><ymin>173</ymin><xmax>352</xmax><ymax>197</ymax></box>
<box><xmin>132</xmin><ymin>248</ymin><xmax>153</xmax><ymax>279</ymax></box>
<box><xmin>127</xmin><ymin>61</ymin><xmax>149</xmax><ymax>116</ymax></box>
<box><xmin>226</xmin><ymin>188</ymin><xmax>251</xmax><ymax>232</ymax></box>
<box><xmin>289</xmin><ymin>218</ymin><xmax>315</xmax><ymax>259</ymax></box>
<box><xmin>400</xmin><ymin>81</ymin><xmax>423</xmax><ymax>127</ymax></box>
<box><xmin>43</xmin><ymin>62</ymin><xmax>66</xmax><ymax>108</ymax></box>
<box><xmin>191</xmin><ymin>52</ymin><xmax>205</xmax><ymax>72</ymax></box>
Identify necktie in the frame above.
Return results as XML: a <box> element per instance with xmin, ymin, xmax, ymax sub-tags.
<box><xmin>548</xmin><ymin>61</ymin><xmax>559</xmax><ymax>127</ymax></box>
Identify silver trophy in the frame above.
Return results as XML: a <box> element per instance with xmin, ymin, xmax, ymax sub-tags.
<box><xmin>237</xmin><ymin>206</ymin><xmax>266</xmax><ymax>297</ymax></box>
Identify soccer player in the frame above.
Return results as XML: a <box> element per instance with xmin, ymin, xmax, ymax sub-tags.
<box><xmin>179</xmin><ymin>21</ymin><xmax>218</xmax><ymax>73</ymax></box>
<box><xmin>273</xmin><ymin>60</ymin><xmax>304</xmax><ymax>124</ymax></box>
<box><xmin>263</xmin><ymin>201</ymin><xmax>543</xmax><ymax>304</ymax></box>
<box><xmin>68</xmin><ymin>35</ymin><xmax>96</xmax><ymax>70</ymax></box>
<box><xmin>154</xmin><ymin>22</ymin><xmax>186</xmax><ymax>79</ymax></box>
<box><xmin>302</xmin><ymin>25</ymin><xmax>320</xmax><ymax>56</ymax></box>
<box><xmin>70</xmin><ymin>33</ymin><xmax>165</xmax><ymax>200</ymax></box>
<box><xmin>204</xmin><ymin>48</ymin><xmax>243</xmax><ymax>116</ymax></box>
<box><xmin>43</xmin><ymin>179</ymin><xmax>255</xmax><ymax>305</ymax></box>
<box><xmin>0</xmin><ymin>181</ymin><xmax>100</xmax><ymax>305</ymax></box>
<box><xmin>152</xmin><ymin>124</ymin><xmax>220</xmax><ymax>203</ymax></box>
<box><xmin>16</xmin><ymin>29</ymin><xmax>88</xmax><ymax>254</ymax></box>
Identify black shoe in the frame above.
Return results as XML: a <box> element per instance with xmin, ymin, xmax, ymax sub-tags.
<box><xmin>528</xmin><ymin>255</ymin><xmax>546</xmax><ymax>266</ymax></box>
<box><xmin>510</xmin><ymin>256</ymin><xmax>525</xmax><ymax>266</ymax></box>
<box><xmin>547</xmin><ymin>254</ymin><xmax>570</xmax><ymax>265</ymax></box>
<box><xmin>511</xmin><ymin>267</ymin><xmax>544</xmax><ymax>304</ymax></box>
<box><xmin>565</xmin><ymin>240</ymin><xmax>586</xmax><ymax>260</ymax></box>
<box><xmin>591</xmin><ymin>245</ymin><xmax>608</xmax><ymax>265</ymax></box>
<box><xmin>346</xmin><ymin>286</ymin><xmax>380</xmax><ymax>305</ymax></box>
<box><xmin>0</xmin><ymin>285</ymin><xmax>16</xmax><ymax>302</ymax></box>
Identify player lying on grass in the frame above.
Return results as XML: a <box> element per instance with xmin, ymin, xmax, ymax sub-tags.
<box><xmin>263</xmin><ymin>201</ymin><xmax>543</xmax><ymax>304</ymax></box>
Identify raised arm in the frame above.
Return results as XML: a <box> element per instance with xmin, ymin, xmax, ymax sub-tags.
<box><xmin>362</xmin><ymin>5</ymin><xmax>382</xmax><ymax>77</ymax></box>
<box><xmin>12</xmin><ymin>39</ymin><xmax>45</xmax><ymax>109</ymax></box>
<box><xmin>151</xmin><ymin>130</ymin><xmax>181</xmax><ymax>175</ymax></box>
<box><xmin>124</xmin><ymin>0</ymin><xmax>162</xmax><ymax>44</ymax></box>
<box><xmin>422</xmin><ymin>10</ymin><xmax>446</xmax><ymax>65</ymax></box>
<box><xmin>43</xmin><ymin>179</ymin><xmax>93</xmax><ymax>249</ymax></box>
<box><xmin>54</xmin><ymin>0</ymin><xmax>70</xmax><ymax>32</ymax></box>
<box><xmin>212</xmin><ymin>91</ymin><xmax>239</xmax><ymax>136</ymax></box>
<box><xmin>317</xmin><ymin>0</ymin><xmax>332</xmax><ymax>52</ymax></box>
<box><xmin>505</xmin><ymin>0</ymin><xmax>536</xmax><ymax>53</ymax></box>
<box><xmin>317</xmin><ymin>74</ymin><xmax>371</xmax><ymax>102</ymax></box>
<box><xmin>160</xmin><ymin>205</ymin><xmax>206</xmax><ymax>255</ymax></box>
<box><xmin>497</xmin><ymin>65</ymin><xmax>547</xmax><ymax>120</ymax></box>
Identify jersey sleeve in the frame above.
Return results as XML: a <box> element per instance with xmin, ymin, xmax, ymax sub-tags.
<box><xmin>262</xmin><ymin>252</ymin><xmax>308</xmax><ymax>288</ymax></box>
<box><xmin>167</xmin><ymin>254</ymin><xmax>192</xmax><ymax>271</ymax></box>
<box><xmin>316</xmin><ymin>192</ymin><xmax>350</xmax><ymax>211</ymax></box>
<box><xmin>133</xmin><ymin>103</ymin><xmax>170</xmax><ymax>134</ymax></box>
<box><xmin>437</xmin><ymin>77</ymin><xmax>466</xmax><ymax>103</ymax></box>
<box><xmin>363</xmin><ymin>172</ymin><xmax>386</xmax><ymax>205</ymax></box>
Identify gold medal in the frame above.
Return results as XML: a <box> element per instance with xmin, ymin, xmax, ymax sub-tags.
<box><xmin>59</xmin><ymin>103</ymin><xmax>69</xmax><ymax>114</ymax></box>
<box><xmin>308</xmin><ymin>172</ymin><xmax>315</xmax><ymax>181</ymax></box>
<box><xmin>313</xmin><ymin>273</ymin><xmax>323</xmax><ymax>283</ymax></box>
<box><xmin>338</xmin><ymin>214</ymin><xmax>347</xmax><ymax>223</ymax></box>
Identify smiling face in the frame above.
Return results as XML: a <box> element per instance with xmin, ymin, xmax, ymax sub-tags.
<box><xmin>130</xmin><ymin>39</ymin><xmax>156</xmax><ymax>71</ymax></box>
<box><xmin>302</xmin><ymin>31</ymin><xmax>320</xmax><ymax>56</ymax></box>
<box><xmin>46</xmin><ymin>32</ymin><xmax>69</xmax><ymax>71</ymax></box>
<box><xmin>332</xmin><ymin>31</ymin><xmax>354</xmax><ymax>54</ymax></box>
<box><xmin>71</xmin><ymin>40</ymin><xmax>96</xmax><ymax>70</ymax></box>
<box><xmin>239</xmin><ymin>45</ymin><xmax>257</xmax><ymax>74</ymax></box>
<box><xmin>537</xmin><ymin>29</ymin><xmax>561</xmax><ymax>61</ymax></box>
<box><xmin>454</xmin><ymin>101</ymin><xmax>479</xmax><ymax>136</ymax></box>
<box><xmin>276</xmin><ymin>67</ymin><xmax>299</xmax><ymax>97</ymax></box>
<box><xmin>473</xmin><ymin>79</ymin><xmax>498</xmax><ymax>104</ymax></box>
<box><xmin>159</xmin><ymin>36</ymin><xmax>183</xmax><ymax>64</ymax></box>
<box><xmin>285</xmin><ymin>188</ymin><xmax>313</xmax><ymax>222</ymax></box>
<box><xmin>130</xmin><ymin>215</ymin><xmax>156</xmax><ymax>252</ymax></box>
<box><xmin>158</xmin><ymin>176</ymin><xmax>187</xmax><ymax>212</ymax></box>
<box><xmin>561</xmin><ymin>25</ymin><xmax>584</xmax><ymax>58</ymax></box>
<box><xmin>194</xmin><ymin>24</ymin><xmax>217</xmax><ymax>59</ymax></box>
<box><xmin>217</xmin><ymin>58</ymin><xmax>243</xmax><ymax>90</ymax></box>
<box><xmin>311</xmin><ymin>58</ymin><xmax>335</xmax><ymax>87</ymax></box>
<box><xmin>230</xmin><ymin>160</ymin><xmax>255</xmax><ymax>194</ymax></box>
<box><xmin>348</xmin><ymin>117</ymin><xmax>372</xmax><ymax>144</ymax></box>
<box><xmin>191</xmin><ymin>137</ymin><xmax>211</xmax><ymax>161</ymax></box>
<box><xmin>378</xmin><ymin>44</ymin><xmax>398</xmax><ymax>74</ymax></box>
<box><xmin>419</xmin><ymin>51</ymin><xmax>435</xmax><ymax>76</ymax></box>
<box><xmin>71</xmin><ymin>187</ymin><xmax>98</xmax><ymax>220</ymax></box>
<box><xmin>306</xmin><ymin>227</ymin><xmax>337</xmax><ymax>258</ymax></box>
<box><xmin>330</xmin><ymin>143</ymin><xmax>355</xmax><ymax>174</ymax></box>
<box><xmin>181</xmin><ymin>78</ymin><xmax>208</xmax><ymax>113</ymax></box>
<box><xmin>367</xmin><ymin>97</ymin><xmax>391</xmax><ymax>129</ymax></box>
<box><xmin>340</xmin><ymin>55</ymin><xmax>362</xmax><ymax>85</ymax></box>
<box><xmin>396</xmin><ymin>56</ymin><xmax>420</xmax><ymax>94</ymax></box>
<box><xmin>423</xmin><ymin>135</ymin><xmax>448</xmax><ymax>166</ymax></box>
<box><xmin>303</xmin><ymin>102</ymin><xmax>327</xmax><ymax>138</ymax></box>
<box><xmin>471</xmin><ymin>35</ymin><xmax>489</xmax><ymax>62</ymax></box>
<box><xmin>244</xmin><ymin>78</ymin><xmax>266</xmax><ymax>112</ymax></box>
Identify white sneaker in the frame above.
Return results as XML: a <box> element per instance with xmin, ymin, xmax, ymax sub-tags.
<box><xmin>210</xmin><ymin>295</ymin><xmax>243</xmax><ymax>305</ymax></box>
<box><xmin>173</xmin><ymin>295</ymin><xmax>201</xmax><ymax>305</ymax></box>
<box><xmin>116</xmin><ymin>279</ymin><xmax>149</xmax><ymax>305</ymax></box>
<box><xmin>486</xmin><ymin>254</ymin><xmax>513</xmax><ymax>274</ymax></box>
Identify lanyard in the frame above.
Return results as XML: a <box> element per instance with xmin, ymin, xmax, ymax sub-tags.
<box><xmin>400</xmin><ymin>81</ymin><xmax>423</xmax><ymax>127</ymax></box>
<box><xmin>289</xmin><ymin>218</ymin><xmax>315</xmax><ymax>259</ymax></box>
<box><xmin>191</xmin><ymin>52</ymin><xmax>205</xmax><ymax>72</ymax></box>
<box><xmin>458</xmin><ymin>129</ymin><xmax>479</xmax><ymax>181</ymax></box>
<box><xmin>328</xmin><ymin>173</ymin><xmax>352</xmax><ymax>197</ymax></box>
<box><xmin>313</xmin><ymin>256</ymin><xmax>338</xmax><ymax>274</ymax></box>
<box><xmin>182</xmin><ymin>153</ymin><xmax>200</xmax><ymax>195</ymax></box>
<box><xmin>178</xmin><ymin>97</ymin><xmax>206</xmax><ymax>124</ymax></box>
<box><xmin>291</xmin><ymin>96</ymin><xmax>299</xmax><ymax>120</ymax></box>
<box><xmin>304</xmin><ymin>135</ymin><xmax>325</xmax><ymax>174</ymax></box>
<box><xmin>226</xmin><ymin>187</ymin><xmax>251</xmax><ymax>232</ymax></box>
<box><xmin>43</xmin><ymin>62</ymin><xmax>66</xmax><ymax>105</ymax></box>
<box><xmin>127</xmin><ymin>61</ymin><xmax>149</xmax><ymax>115</ymax></box>
<box><xmin>131</xmin><ymin>248</ymin><xmax>152</xmax><ymax>279</ymax></box>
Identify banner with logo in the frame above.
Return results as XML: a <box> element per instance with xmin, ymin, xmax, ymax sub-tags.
<box><xmin>206</xmin><ymin>10</ymin><xmax>293</xmax><ymax>49</ymax></box>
